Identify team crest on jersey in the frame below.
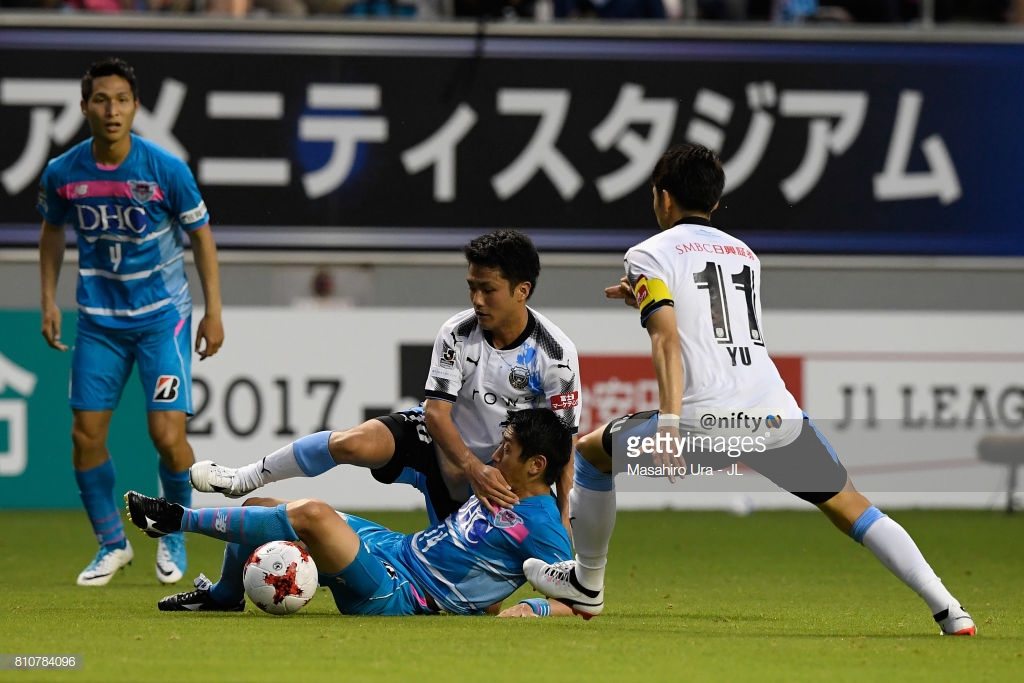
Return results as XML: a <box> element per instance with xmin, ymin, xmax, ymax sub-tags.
<box><xmin>153</xmin><ymin>375</ymin><xmax>180</xmax><ymax>402</ymax></box>
<box><xmin>440</xmin><ymin>341</ymin><xmax>456</xmax><ymax>368</ymax></box>
<box><xmin>508</xmin><ymin>365</ymin><xmax>530</xmax><ymax>390</ymax></box>
<box><xmin>128</xmin><ymin>180</ymin><xmax>157</xmax><ymax>203</ymax></box>
<box><xmin>490</xmin><ymin>508</ymin><xmax>523</xmax><ymax>529</ymax></box>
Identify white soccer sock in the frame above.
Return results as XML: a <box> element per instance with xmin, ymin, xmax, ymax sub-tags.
<box><xmin>861</xmin><ymin>515</ymin><xmax>957</xmax><ymax>614</ymax></box>
<box><xmin>570</xmin><ymin>484</ymin><xmax>617</xmax><ymax>591</ymax></box>
<box><xmin>237</xmin><ymin>443</ymin><xmax>307</xmax><ymax>488</ymax></box>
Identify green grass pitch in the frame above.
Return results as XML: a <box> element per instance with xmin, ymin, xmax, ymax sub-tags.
<box><xmin>1</xmin><ymin>508</ymin><xmax>1021</xmax><ymax>683</ymax></box>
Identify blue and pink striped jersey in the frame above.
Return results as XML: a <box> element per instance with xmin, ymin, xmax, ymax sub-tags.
<box><xmin>37</xmin><ymin>134</ymin><xmax>209</xmax><ymax>330</ymax></box>
<box><xmin>365</xmin><ymin>495</ymin><xmax>571</xmax><ymax>615</ymax></box>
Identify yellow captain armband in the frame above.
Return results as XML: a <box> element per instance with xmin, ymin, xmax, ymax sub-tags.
<box><xmin>633</xmin><ymin>275</ymin><xmax>672</xmax><ymax>310</ymax></box>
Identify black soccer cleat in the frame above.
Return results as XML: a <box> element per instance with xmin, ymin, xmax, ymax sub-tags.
<box><xmin>124</xmin><ymin>490</ymin><xmax>185</xmax><ymax>539</ymax></box>
<box><xmin>158</xmin><ymin>573</ymin><xmax>245</xmax><ymax>612</ymax></box>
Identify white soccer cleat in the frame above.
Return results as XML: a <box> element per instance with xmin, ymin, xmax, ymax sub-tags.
<box><xmin>189</xmin><ymin>460</ymin><xmax>256</xmax><ymax>498</ymax></box>
<box><xmin>76</xmin><ymin>540</ymin><xmax>134</xmax><ymax>586</ymax></box>
<box><xmin>524</xmin><ymin>558</ymin><xmax>604</xmax><ymax>619</ymax></box>
<box><xmin>935</xmin><ymin>604</ymin><xmax>977</xmax><ymax>636</ymax></box>
<box><xmin>156</xmin><ymin>533</ymin><xmax>187</xmax><ymax>584</ymax></box>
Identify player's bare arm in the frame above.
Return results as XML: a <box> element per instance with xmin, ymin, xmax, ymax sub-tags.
<box><xmin>646</xmin><ymin>305</ymin><xmax>685</xmax><ymax>482</ymax></box>
<box><xmin>423</xmin><ymin>398</ymin><xmax>518</xmax><ymax>512</ymax></box>
<box><xmin>39</xmin><ymin>220</ymin><xmax>69</xmax><ymax>351</ymax></box>
<box><xmin>188</xmin><ymin>223</ymin><xmax>224</xmax><ymax>360</ymax></box>
<box><xmin>496</xmin><ymin>598</ymin><xmax>575</xmax><ymax>618</ymax></box>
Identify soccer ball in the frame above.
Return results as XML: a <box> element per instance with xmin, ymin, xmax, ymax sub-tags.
<box><xmin>242</xmin><ymin>540</ymin><xmax>318</xmax><ymax>615</ymax></box>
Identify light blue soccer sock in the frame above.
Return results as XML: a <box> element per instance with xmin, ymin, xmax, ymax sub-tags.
<box><xmin>571</xmin><ymin>454</ymin><xmax>616</xmax><ymax>590</ymax></box>
<box><xmin>75</xmin><ymin>460</ymin><xmax>127</xmax><ymax>549</ymax></box>
<box><xmin>851</xmin><ymin>506</ymin><xmax>955</xmax><ymax>614</ymax></box>
<box><xmin>181</xmin><ymin>503</ymin><xmax>300</xmax><ymax>545</ymax></box>
<box><xmin>158</xmin><ymin>461</ymin><xmax>192</xmax><ymax>507</ymax></box>
<box><xmin>209</xmin><ymin>541</ymin><xmax>253</xmax><ymax>605</ymax></box>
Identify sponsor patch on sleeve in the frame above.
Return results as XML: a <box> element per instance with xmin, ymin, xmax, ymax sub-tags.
<box><xmin>550</xmin><ymin>391</ymin><xmax>579</xmax><ymax>410</ymax></box>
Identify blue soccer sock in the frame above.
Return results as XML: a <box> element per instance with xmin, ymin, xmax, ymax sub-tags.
<box><xmin>75</xmin><ymin>460</ymin><xmax>127</xmax><ymax>549</ymax></box>
<box><xmin>571</xmin><ymin>454</ymin><xmax>616</xmax><ymax>590</ymax></box>
<box><xmin>158</xmin><ymin>461</ymin><xmax>192</xmax><ymax>507</ymax></box>
<box><xmin>181</xmin><ymin>503</ymin><xmax>300</xmax><ymax>545</ymax></box>
<box><xmin>209</xmin><ymin>541</ymin><xmax>253</xmax><ymax>606</ymax></box>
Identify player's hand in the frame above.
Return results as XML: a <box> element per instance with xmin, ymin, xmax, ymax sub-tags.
<box><xmin>41</xmin><ymin>302</ymin><xmax>68</xmax><ymax>351</ymax></box>
<box><xmin>496</xmin><ymin>602</ymin><xmax>540</xmax><ymax>618</ymax></box>
<box><xmin>468</xmin><ymin>461</ymin><xmax>518</xmax><ymax>513</ymax></box>
<box><xmin>655</xmin><ymin>424</ymin><xmax>686</xmax><ymax>484</ymax></box>
<box><xmin>195</xmin><ymin>313</ymin><xmax>224</xmax><ymax>360</ymax></box>
<box><xmin>604</xmin><ymin>276</ymin><xmax>638</xmax><ymax>309</ymax></box>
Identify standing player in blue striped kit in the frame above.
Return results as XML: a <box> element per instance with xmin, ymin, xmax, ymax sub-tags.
<box><xmin>38</xmin><ymin>57</ymin><xmax>224</xmax><ymax>587</ymax></box>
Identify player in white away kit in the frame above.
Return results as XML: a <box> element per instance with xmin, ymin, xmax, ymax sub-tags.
<box><xmin>192</xmin><ymin>230</ymin><xmax>580</xmax><ymax>526</ymax></box>
<box><xmin>523</xmin><ymin>144</ymin><xmax>976</xmax><ymax>636</ymax></box>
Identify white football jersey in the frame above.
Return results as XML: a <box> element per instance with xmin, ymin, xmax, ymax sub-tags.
<box><xmin>625</xmin><ymin>217</ymin><xmax>802</xmax><ymax>444</ymax></box>
<box><xmin>424</xmin><ymin>307</ymin><xmax>581</xmax><ymax>462</ymax></box>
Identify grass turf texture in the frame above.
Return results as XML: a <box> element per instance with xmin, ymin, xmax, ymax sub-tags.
<box><xmin>1</xmin><ymin>509</ymin><xmax>1020</xmax><ymax>683</ymax></box>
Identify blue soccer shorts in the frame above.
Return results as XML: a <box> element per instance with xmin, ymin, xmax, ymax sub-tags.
<box><xmin>320</xmin><ymin>513</ymin><xmax>434</xmax><ymax>616</ymax></box>
<box><xmin>70</xmin><ymin>315</ymin><xmax>193</xmax><ymax>414</ymax></box>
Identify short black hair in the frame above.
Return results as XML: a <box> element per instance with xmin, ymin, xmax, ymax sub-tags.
<box><xmin>503</xmin><ymin>408</ymin><xmax>571</xmax><ymax>486</ymax></box>
<box><xmin>650</xmin><ymin>143</ymin><xmax>725</xmax><ymax>214</ymax></box>
<box><xmin>463</xmin><ymin>230</ymin><xmax>541</xmax><ymax>300</ymax></box>
<box><xmin>82</xmin><ymin>57</ymin><xmax>138</xmax><ymax>102</ymax></box>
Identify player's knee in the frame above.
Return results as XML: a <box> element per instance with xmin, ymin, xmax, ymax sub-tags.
<box><xmin>71</xmin><ymin>422</ymin><xmax>106</xmax><ymax>455</ymax></box>
<box><xmin>286</xmin><ymin>498</ymin><xmax>335</xmax><ymax>535</ymax></box>
<box><xmin>328</xmin><ymin>428</ymin><xmax>384</xmax><ymax>466</ymax></box>
<box><xmin>578</xmin><ymin>430</ymin><xmax>611</xmax><ymax>468</ymax></box>
<box><xmin>147</xmin><ymin>422</ymin><xmax>187</xmax><ymax>455</ymax></box>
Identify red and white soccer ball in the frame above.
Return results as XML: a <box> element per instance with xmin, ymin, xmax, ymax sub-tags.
<box><xmin>242</xmin><ymin>540</ymin><xmax>318</xmax><ymax>615</ymax></box>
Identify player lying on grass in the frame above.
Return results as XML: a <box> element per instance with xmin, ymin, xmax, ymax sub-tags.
<box><xmin>523</xmin><ymin>143</ymin><xmax>976</xmax><ymax>636</ymax></box>
<box><xmin>125</xmin><ymin>408</ymin><xmax>576</xmax><ymax>617</ymax></box>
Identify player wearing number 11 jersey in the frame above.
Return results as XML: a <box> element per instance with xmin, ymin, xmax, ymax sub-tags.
<box><xmin>523</xmin><ymin>143</ymin><xmax>975</xmax><ymax>636</ymax></box>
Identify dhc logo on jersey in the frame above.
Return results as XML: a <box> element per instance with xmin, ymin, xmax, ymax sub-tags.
<box><xmin>153</xmin><ymin>375</ymin><xmax>180</xmax><ymax>402</ymax></box>
<box><xmin>76</xmin><ymin>203</ymin><xmax>148</xmax><ymax>234</ymax></box>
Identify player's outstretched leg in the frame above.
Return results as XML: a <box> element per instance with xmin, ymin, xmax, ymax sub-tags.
<box><xmin>826</xmin><ymin>491</ymin><xmax>976</xmax><ymax>636</ymax></box>
<box><xmin>190</xmin><ymin>431</ymin><xmax>338</xmax><ymax>497</ymax></box>
<box><xmin>158</xmin><ymin>573</ymin><xmax>245</xmax><ymax>612</ymax></box>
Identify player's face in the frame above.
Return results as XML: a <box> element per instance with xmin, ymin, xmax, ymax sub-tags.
<box><xmin>82</xmin><ymin>75</ymin><xmax>138</xmax><ymax>146</ymax></box>
<box><xmin>492</xmin><ymin>426</ymin><xmax>534</xmax><ymax>491</ymax></box>
<box><xmin>467</xmin><ymin>264</ymin><xmax>528</xmax><ymax>332</ymax></box>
